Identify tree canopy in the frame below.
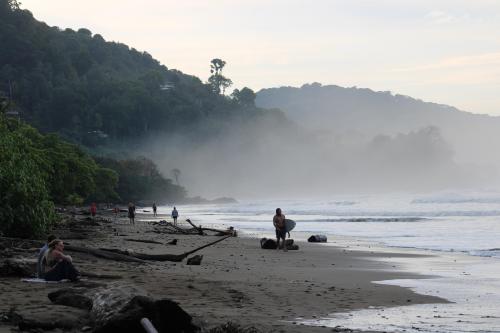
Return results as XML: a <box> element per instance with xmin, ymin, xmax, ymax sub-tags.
<box><xmin>0</xmin><ymin>2</ymin><xmax>284</xmax><ymax>147</ymax></box>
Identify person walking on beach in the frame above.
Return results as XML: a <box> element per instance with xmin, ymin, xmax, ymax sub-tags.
<box><xmin>273</xmin><ymin>208</ymin><xmax>287</xmax><ymax>252</ymax></box>
<box><xmin>171</xmin><ymin>206</ymin><xmax>179</xmax><ymax>225</ymax></box>
<box><xmin>153</xmin><ymin>202</ymin><xmax>157</xmax><ymax>217</ymax></box>
<box><xmin>36</xmin><ymin>234</ymin><xmax>56</xmax><ymax>278</ymax></box>
<box><xmin>90</xmin><ymin>202</ymin><xmax>97</xmax><ymax>219</ymax></box>
<box><xmin>128</xmin><ymin>202</ymin><xmax>136</xmax><ymax>224</ymax></box>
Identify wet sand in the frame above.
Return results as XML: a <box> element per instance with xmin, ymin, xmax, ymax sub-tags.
<box><xmin>0</xmin><ymin>210</ymin><xmax>447</xmax><ymax>332</ymax></box>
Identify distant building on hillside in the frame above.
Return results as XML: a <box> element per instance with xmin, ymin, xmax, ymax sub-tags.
<box><xmin>160</xmin><ymin>82</ymin><xmax>175</xmax><ymax>91</ymax></box>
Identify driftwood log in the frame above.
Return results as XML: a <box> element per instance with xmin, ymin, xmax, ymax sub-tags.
<box><xmin>151</xmin><ymin>220</ymin><xmax>235</xmax><ymax>236</ymax></box>
<box><xmin>124</xmin><ymin>238</ymin><xmax>164</xmax><ymax>245</ymax></box>
<box><xmin>48</xmin><ymin>283</ymin><xmax>198</xmax><ymax>333</ymax></box>
<box><xmin>100</xmin><ymin>234</ymin><xmax>233</xmax><ymax>262</ymax></box>
<box><xmin>64</xmin><ymin>245</ymin><xmax>145</xmax><ymax>263</ymax></box>
<box><xmin>185</xmin><ymin>219</ymin><xmax>204</xmax><ymax>235</ymax></box>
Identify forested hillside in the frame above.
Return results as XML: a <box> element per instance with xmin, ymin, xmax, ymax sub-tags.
<box><xmin>256</xmin><ymin>83</ymin><xmax>500</xmax><ymax>167</ymax></box>
<box><xmin>0</xmin><ymin>0</ymin><xmax>285</xmax><ymax>146</ymax></box>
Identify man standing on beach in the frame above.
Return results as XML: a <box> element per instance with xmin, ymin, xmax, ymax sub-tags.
<box><xmin>171</xmin><ymin>206</ymin><xmax>179</xmax><ymax>225</ymax></box>
<box><xmin>273</xmin><ymin>208</ymin><xmax>287</xmax><ymax>252</ymax></box>
<box><xmin>153</xmin><ymin>202</ymin><xmax>157</xmax><ymax>217</ymax></box>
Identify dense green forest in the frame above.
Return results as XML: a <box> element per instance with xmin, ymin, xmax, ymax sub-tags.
<box><xmin>0</xmin><ymin>0</ymin><xmax>289</xmax><ymax>237</ymax></box>
<box><xmin>0</xmin><ymin>111</ymin><xmax>186</xmax><ymax>237</ymax></box>
<box><xmin>0</xmin><ymin>0</ymin><xmax>285</xmax><ymax>147</ymax></box>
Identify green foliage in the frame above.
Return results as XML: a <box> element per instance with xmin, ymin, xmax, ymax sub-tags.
<box><xmin>0</xmin><ymin>116</ymin><xmax>56</xmax><ymax>238</ymax></box>
<box><xmin>95</xmin><ymin>156</ymin><xmax>186</xmax><ymax>204</ymax></box>
<box><xmin>0</xmin><ymin>4</ymin><xmax>284</xmax><ymax>149</ymax></box>
<box><xmin>232</xmin><ymin>87</ymin><xmax>256</xmax><ymax>107</ymax></box>
<box><xmin>0</xmin><ymin>114</ymin><xmax>122</xmax><ymax>237</ymax></box>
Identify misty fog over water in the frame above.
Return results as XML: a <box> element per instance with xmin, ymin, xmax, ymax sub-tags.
<box><xmin>143</xmin><ymin>111</ymin><xmax>498</xmax><ymax>200</ymax></box>
<box><xmin>132</xmin><ymin>85</ymin><xmax>500</xmax><ymax>200</ymax></box>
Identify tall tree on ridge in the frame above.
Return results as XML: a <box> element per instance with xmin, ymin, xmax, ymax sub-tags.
<box><xmin>171</xmin><ymin>168</ymin><xmax>181</xmax><ymax>185</ymax></box>
<box><xmin>208</xmin><ymin>58</ymin><xmax>232</xmax><ymax>95</ymax></box>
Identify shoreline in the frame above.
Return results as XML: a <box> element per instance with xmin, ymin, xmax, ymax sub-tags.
<box><xmin>0</xmin><ymin>210</ymin><xmax>449</xmax><ymax>333</ymax></box>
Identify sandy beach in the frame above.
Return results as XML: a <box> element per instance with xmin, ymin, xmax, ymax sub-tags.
<box><xmin>0</xmin><ymin>209</ymin><xmax>447</xmax><ymax>332</ymax></box>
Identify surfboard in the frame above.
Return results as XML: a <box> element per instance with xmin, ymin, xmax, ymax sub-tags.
<box><xmin>284</xmin><ymin>219</ymin><xmax>296</xmax><ymax>232</ymax></box>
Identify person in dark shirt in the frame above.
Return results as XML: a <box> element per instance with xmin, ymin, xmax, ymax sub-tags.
<box><xmin>128</xmin><ymin>202</ymin><xmax>136</xmax><ymax>224</ymax></box>
<box><xmin>273</xmin><ymin>208</ymin><xmax>287</xmax><ymax>252</ymax></box>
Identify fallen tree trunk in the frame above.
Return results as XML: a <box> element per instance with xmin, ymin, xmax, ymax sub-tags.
<box><xmin>185</xmin><ymin>219</ymin><xmax>204</xmax><ymax>235</ymax></box>
<box><xmin>99</xmin><ymin>234</ymin><xmax>233</xmax><ymax>262</ymax></box>
<box><xmin>64</xmin><ymin>245</ymin><xmax>145</xmax><ymax>263</ymax></box>
<box><xmin>80</xmin><ymin>271</ymin><xmax>123</xmax><ymax>280</ymax></box>
<box><xmin>49</xmin><ymin>283</ymin><xmax>198</xmax><ymax>333</ymax></box>
<box><xmin>124</xmin><ymin>238</ymin><xmax>163</xmax><ymax>245</ymax></box>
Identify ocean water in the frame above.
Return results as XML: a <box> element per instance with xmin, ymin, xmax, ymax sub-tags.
<box><xmin>158</xmin><ymin>191</ymin><xmax>500</xmax><ymax>333</ymax></box>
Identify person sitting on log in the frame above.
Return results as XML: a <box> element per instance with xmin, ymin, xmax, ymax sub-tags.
<box><xmin>37</xmin><ymin>234</ymin><xmax>56</xmax><ymax>278</ymax></box>
<box><xmin>44</xmin><ymin>239</ymin><xmax>80</xmax><ymax>282</ymax></box>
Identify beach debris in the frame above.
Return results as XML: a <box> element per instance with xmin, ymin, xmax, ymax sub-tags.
<box><xmin>95</xmin><ymin>235</ymin><xmax>232</xmax><ymax>263</ymax></box>
<box><xmin>208</xmin><ymin>321</ymin><xmax>262</xmax><ymax>333</ymax></box>
<box><xmin>48</xmin><ymin>287</ymin><xmax>94</xmax><ymax>310</ymax></box>
<box><xmin>48</xmin><ymin>283</ymin><xmax>198</xmax><ymax>333</ymax></box>
<box><xmin>186</xmin><ymin>255</ymin><xmax>203</xmax><ymax>265</ymax></box>
<box><xmin>0</xmin><ymin>258</ymin><xmax>36</xmax><ymax>277</ymax></box>
<box><xmin>260</xmin><ymin>238</ymin><xmax>299</xmax><ymax>250</ymax></box>
<box><xmin>9</xmin><ymin>304</ymin><xmax>90</xmax><ymax>331</ymax></box>
<box><xmin>153</xmin><ymin>220</ymin><xmax>236</xmax><ymax>236</ymax></box>
<box><xmin>64</xmin><ymin>245</ymin><xmax>145</xmax><ymax>263</ymax></box>
<box><xmin>260</xmin><ymin>238</ymin><xmax>277</xmax><ymax>249</ymax></box>
<box><xmin>307</xmin><ymin>235</ymin><xmax>327</xmax><ymax>243</ymax></box>
<box><xmin>124</xmin><ymin>238</ymin><xmax>164</xmax><ymax>245</ymax></box>
<box><xmin>141</xmin><ymin>317</ymin><xmax>159</xmax><ymax>333</ymax></box>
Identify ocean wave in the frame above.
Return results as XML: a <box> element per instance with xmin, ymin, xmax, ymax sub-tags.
<box><xmin>412</xmin><ymin>193</ymin><xmax>500</xmax><ymax>204</ymax></box>
<box><xmin>313</xmin><ymin>217</ymin><xmax>425</xmax><ymax>223</ymax></box>
<box><xmin>328</xmin><ymin>201</ymin><xmax>357</xmax><ymax>206</ymax></box>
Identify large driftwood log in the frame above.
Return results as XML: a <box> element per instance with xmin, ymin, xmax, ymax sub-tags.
<box><xmin>100</xmin><ymin>234</ymin><xmax>233</xmax><ymax>262</ymax></box>
<box><xmin>124</xmin><ymin>238</ymin><xmax>164</xmax><ymax>245</ymax></box>
<box><xmin>64</xmin><ymin>245</ymin><xmax>145</xmax><ymax>263</ymax></box>
<box><xmin>49</xmin><ymin>283</ymin><xmax>198</xmax><ymax>333</ymax></box>
<box><xmin>185</xmin><ymin>219</ymin><xmax>204</xmax><ymax>235</ymax></box>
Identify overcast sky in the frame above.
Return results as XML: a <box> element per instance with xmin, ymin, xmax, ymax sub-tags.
<box><xmin>21</xmin><ymin>0</ymin><xmax>500</xmax><ymax>115</ymax></box>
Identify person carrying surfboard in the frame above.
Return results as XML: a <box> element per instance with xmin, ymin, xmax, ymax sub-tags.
<box><xmin>273</xmin><ymin>208</ymin><xmax>287</xmax><ymax>252</ymax></box>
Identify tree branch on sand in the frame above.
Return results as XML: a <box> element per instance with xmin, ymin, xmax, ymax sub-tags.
<box><xmin>65</xmin><ymin>235</ymin><xmax>232</xmax><ymax>263</ymax></box>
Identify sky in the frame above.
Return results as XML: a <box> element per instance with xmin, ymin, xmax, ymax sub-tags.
<box><xmin>21</xmin><ymin>0</ymin><xmax>500</xmax><ymax>116</ymax></box>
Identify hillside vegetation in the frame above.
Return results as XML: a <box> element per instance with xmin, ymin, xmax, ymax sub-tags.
<box><xmin>0</xmin><ymin>0</ymin><xmax>285</xmax><ymax>147</ymax></box>
<box><xmin>256</xmin><ymin>83</ymin><xmax>500</xmax><ymax>166</ymax></box>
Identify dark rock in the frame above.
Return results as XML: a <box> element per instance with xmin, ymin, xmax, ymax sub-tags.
<box><xmin>260</xmin><ymin>238</ymin><xmax>277</xmax><ymax>249</ymax></box>
<box><xmin>167</xmin><ymin>239</ymin><xmax>178</xmax><ymax>245</ymax></box>
<box><xmin>186</xmin><ymin>255</ymin><xmax>203</xmax><ymax>265</ymax></box>
<box><xmin>307</xmin><ymin>235</ymin><xmax>327</xmax><ymax>243</ymax></box>
<box><xmin>48</xmin><ymin>288</ymin><xmax>93</xmax><ymax>310</ymax></box>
